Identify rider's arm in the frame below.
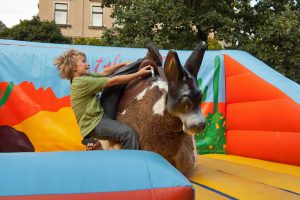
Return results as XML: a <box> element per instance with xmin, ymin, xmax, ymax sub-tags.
<box><xmin>105</xmin><ymin>65</ymin><xmax>151</xmax><ymax>88</ymax></box>
<box><xmin>100</xmin><ymin>61</ymin><xmax>132</xmax><ymax>77</ymax></box>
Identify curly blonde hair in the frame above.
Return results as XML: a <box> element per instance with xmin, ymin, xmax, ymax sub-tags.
<box><xmin>54</xmin><ymin>49</ymin><xmax>86</xmax><ymax>80</ymax></box>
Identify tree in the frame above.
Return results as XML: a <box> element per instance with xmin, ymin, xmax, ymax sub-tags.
<box><xmin>0</xmin><ymin>20</ymin><xmax>9</xmax><ymax>38</ymax></box>
<box><xmin>231</xmin><ymin>0</ymin><xmax>300</xmax><ymax>83</ymax></box>
<box><xmin>100</xmin><ymin>0</ymin><xmax>300</xmax><ymax>83</ymax></box>
<box><xmin>1</xmin><ymin>16</ymin><xmax>71</xmax><ymax>44</ymax></box>
<box><xmin>73</xmin><ymin>37</ymin><xmax>107</xmax><ymax>46</ymax></box>
<box><xmin>101</xmin><ymin>0</ymin><xmax>235</xmax><ymax>49</ymax></box>
<box><xmin>0</xmin><ymin>20</ymin><xmax>7</xmax><ymax>31</ymax></box>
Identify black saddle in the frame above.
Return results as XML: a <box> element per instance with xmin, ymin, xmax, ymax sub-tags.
<box><xmin>99</xmin><ymin>59</ymin><xmax>143</xmax><ymax>119</ymax></box>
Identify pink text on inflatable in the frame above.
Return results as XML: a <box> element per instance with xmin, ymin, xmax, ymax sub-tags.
<box><xmin>94</xmin><ymin>54</ymin><xmax>121</xmax><ymax>73</ymax></box>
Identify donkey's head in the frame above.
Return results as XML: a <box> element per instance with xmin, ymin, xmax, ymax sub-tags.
<box><xmin>164</xmin><ymin>41</ymin><xmax>206</xmax><ymax>135</ymax></box>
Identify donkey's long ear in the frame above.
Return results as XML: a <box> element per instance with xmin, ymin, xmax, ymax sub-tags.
<box><xmin>164</xmin><ymin>50</ymin><xmax>184</xmax><ymax>82</ymax></box>
<box><xmin>184</xmin><ymin>41</ymin><xmax>206</xmax><ymax>77</ymax></box>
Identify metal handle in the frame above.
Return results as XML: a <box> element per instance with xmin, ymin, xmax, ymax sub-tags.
<box><xmin>150</xmin><ymin>66</ymin><xmax>155</xmax><ymax>77</ymax></box>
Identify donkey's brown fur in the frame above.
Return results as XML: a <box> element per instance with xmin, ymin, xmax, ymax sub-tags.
<box><xmin>116</xmin><ymin>78</ymin><xmax>197</xmax><ymax>173</ymax></box>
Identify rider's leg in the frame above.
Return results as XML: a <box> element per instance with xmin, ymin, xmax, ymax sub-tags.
<box><xmin>91</xmin><ymin>114</ymin><xmax>139</xmax><ymax>150</ymax></box>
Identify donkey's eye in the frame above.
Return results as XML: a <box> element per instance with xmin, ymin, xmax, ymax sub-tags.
<box><xmin>185</xmin><ymin>103</ymin><xmax>191</xmax><ymax>111</ymax></box>
<box><xmin>182</xmin><ymin>99</ymin><xmax>192</xmax><ymax>112</ymax></box>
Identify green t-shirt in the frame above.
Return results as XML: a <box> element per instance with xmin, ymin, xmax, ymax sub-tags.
<box><xmin>70</xmin><ymin>74</ymin><xmax>108</xmax><ymax>138</ymax></box>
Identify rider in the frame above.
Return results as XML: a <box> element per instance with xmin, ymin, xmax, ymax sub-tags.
<box><xmin>54</xmin><ymin>45</ymin><xmax>162</xmax><ymax>150</ymax></box>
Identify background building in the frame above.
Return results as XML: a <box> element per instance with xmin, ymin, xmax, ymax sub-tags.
<box><xmin>38</xmin><ymin>0</ymin><xmax>113</xmax><ymax>38</ymax></box>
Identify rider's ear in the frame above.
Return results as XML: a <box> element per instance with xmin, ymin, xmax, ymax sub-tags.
<box><xmin>164</xmin><ymin>50</ymin><xmax>183</xmax><ymax>82</ymax></box>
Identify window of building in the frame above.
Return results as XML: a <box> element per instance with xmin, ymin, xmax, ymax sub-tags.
<box><xmin>54</xmin><ymin>3</ymin><xmax>68</xmax><ymax>25</ymax></box>
<box><xmin>91</xmin><ymin>5</ymin><xmax>103</xmax><ymax>27</ymax></box>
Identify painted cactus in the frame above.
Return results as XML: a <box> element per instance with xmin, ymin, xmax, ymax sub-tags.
<box><xmin>195</xmin><ymin>56</ymin><xmax>226</xmax><ymax>154</ymax></box>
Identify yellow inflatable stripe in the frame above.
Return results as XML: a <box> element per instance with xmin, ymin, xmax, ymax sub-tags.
<box><xmin>13</xmin><ymin>107</ymin><xmax>85</xmax><ymax>152</ymax></box>
<box><xmin>205</xmin><ymin>154</ymin><xmax>300</xmax><ymax>177</ymax></box>
<box><xmin>192</xmin><ymin>183</ymin><xmax>229</xmax><ymax>200</ymax></box>
<box><xmin>189</xmin><ymin>166</ymin><xmax>300</xmax><ymax>200</ymax></box>
<box><xmin>187</xmin><ymin>156</ymin><xmax>300</xmax><ymax>200</ymax></box>
<box><xmin>197</xmin><ymin>155</ymin><xmax>300</xmax><ymax>194</ymax></box>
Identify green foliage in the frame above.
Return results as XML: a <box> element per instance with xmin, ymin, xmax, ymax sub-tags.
<box><xmin>73</xmin><ymin>37</ymin><xmax>106</xmax><ymax>46</ymax></box>
<box><xmin>0</xmin><ymin>20</ymin><xmax>7</xmax><ymax>31</ymax></box>
<box><xmin>0</xmin><ymin>20</ymin><xmax>9</xmax><ymax>38</ymax></box>
<box><xmin>1</xmin><ymin>16</ymin><xmax>71</xmax><ymax>44</ymax></box>
<box><xmin>101</xmin><ymin>0</ymin><xmax>300</xmax><ymax>83</ymax></box>
<box><xmin>101</xmin><ymin>0</ymin><xmax>235</xmax><ymax>49</ymax></box>
<box><xmin>231</xmin><ymin>0</ymin><xmax>300</xmax><ymax>83</ymax></box>
<box><xmin>207</xmin><ymin>38</ymin><xmax>223</xmax><ymax>50</ymax></box>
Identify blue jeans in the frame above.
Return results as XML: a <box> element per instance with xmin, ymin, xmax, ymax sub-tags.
<box><xmin>90</xmin><ymin>114</ymin><xmax>139</xmax><ymax>150</ymax></box>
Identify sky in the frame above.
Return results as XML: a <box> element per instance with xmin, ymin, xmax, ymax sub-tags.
<box><xmin>0</xmin><ymin>0</ymin><xmax>39</xmax><ymax>28</ymax></box>
<box><xmin>0</xmin><ymin>0</ymin><xmax>257</xmax><ymax>28</ymax></box>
